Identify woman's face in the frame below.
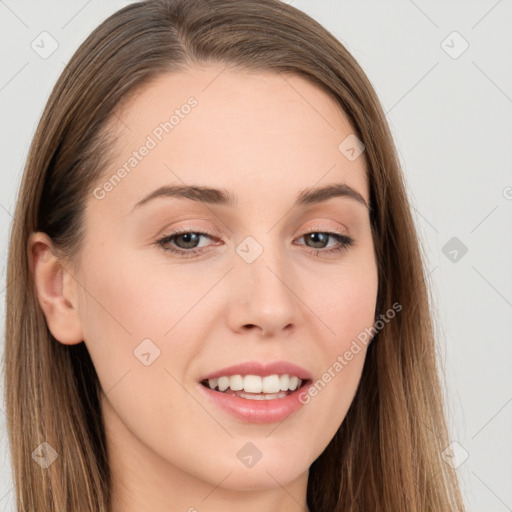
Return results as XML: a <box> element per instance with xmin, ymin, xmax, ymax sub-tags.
<box><xmin>61</xmin><ymin>65</ymin><xmax>378</xmax><ymax>497</ymax></box>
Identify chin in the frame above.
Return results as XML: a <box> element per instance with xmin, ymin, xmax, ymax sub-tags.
<box><xmin>210</xmin><ymin>451</ymin><xmax>310</xmax><ymax>491</ymax></box>
<box><xmin>220</xmin><ymin>466</ymin><xmax>307</xmax><ymax>492</ymax></box>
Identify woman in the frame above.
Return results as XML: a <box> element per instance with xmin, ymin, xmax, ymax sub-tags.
<box><xmin>4</xmin><ymin>0</ymin><xmax>466</xmax><ymax>510</ymax></box>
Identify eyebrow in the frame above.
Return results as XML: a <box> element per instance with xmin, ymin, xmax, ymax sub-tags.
<box><xmin>131</xmin><ymin>182</ymin><xmax>370</xmax><ymax>212</ymax></box>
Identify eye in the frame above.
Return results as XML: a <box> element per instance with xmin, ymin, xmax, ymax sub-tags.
<box><xmin>296</xmin><ymin>231</ymin><xmax>355</xmax><ymax>256</ymax></box>
<box><xmin>155</xmin><ymin>229</ymin><xmax>355</xmax><ymax>258</ymax></box>
<box><xmin>155</xmin><ymin>229</ymin><xmax>218</xmax><ymax>258</ymax></box>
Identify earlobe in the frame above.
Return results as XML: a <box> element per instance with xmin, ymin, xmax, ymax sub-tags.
<box><xmin>28</xmin><ymin>232</ymin><xmax>84</xmax><ymax>345</ymax></box>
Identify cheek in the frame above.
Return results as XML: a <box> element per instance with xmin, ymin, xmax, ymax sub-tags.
<box><xmin>78</xmin><ymin>246</ymin><xmax>211</xmax><ymax>341</ymax></box>
<box><xmin>298</xmin><ymin>250</ymin><xmax>377</xmax><ymax>430</ymax></box>
<box><xmin>311</xmin><ymin>252</ymin><xmax>378</xmax><ymax>346</ymax></box>
<box><xmin>75</xmin><ymin>246</ymin><xmax>219</xmax><ymax>409</ymax></box>
<box><xmin>75</xmin><ymin>252</ymin><xmax>207</xmax><ymax>457</ymax></box>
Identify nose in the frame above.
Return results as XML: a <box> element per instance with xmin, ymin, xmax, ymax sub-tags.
<box><xmin>225</xmin><ymin>240</ymin><xmax>301</xmax><ymax>338</ymax></box>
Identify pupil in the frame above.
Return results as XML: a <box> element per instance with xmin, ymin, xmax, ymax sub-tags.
<box><xmin>307</xmin><ymin>233</ymin><xmax>327</xmax><ymax>248</ymax></box>
<box><xmin>177</xmin><ymin>233</ymin><xmax>199</xmax><ymax>248</ymax></box>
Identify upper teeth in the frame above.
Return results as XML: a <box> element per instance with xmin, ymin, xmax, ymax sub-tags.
<box><xmin>207</xmin><ymin>374</ymin><xmax>302</xmax><ymax>394</ymax></box>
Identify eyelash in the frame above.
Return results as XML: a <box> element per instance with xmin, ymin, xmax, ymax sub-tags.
<box><xmin>155</xmin><ymin>228</ymin><xmax>355</xmax><ymax>258</ymax></box>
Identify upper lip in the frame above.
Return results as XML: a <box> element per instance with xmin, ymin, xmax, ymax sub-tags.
<box><xmin>200</xmin><ymin>361</ymin><xmax>312</xmax><ymax>381</ymax></box>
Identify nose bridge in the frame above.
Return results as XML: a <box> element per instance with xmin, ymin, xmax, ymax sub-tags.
<box><xmin>228</xmin><ymin>233</ymin><xmax>299</xmax><ymax>335</ymax></box>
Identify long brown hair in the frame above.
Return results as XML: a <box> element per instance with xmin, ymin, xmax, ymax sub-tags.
<box><xmin>4</xmin><ymin>1</ymin><xmax>465</xmax><ymax>510</ymax></box>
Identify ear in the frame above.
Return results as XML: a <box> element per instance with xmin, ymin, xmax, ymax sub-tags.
<box><xmin>28</xmin><ymin>232</ymin><xmax>84</xmax><ymax>345</ymax></box>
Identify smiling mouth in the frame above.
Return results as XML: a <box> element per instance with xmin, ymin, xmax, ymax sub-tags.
<box><xmin>201</xmin><ymin>379</ymin><xmax>311</xmax><ymax>400</ymax></box>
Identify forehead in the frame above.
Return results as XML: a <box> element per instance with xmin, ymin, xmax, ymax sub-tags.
<box><xmin>94</xmin><ymin>64</ymin><xmax>368</xmax><ymax>215</ymax></box>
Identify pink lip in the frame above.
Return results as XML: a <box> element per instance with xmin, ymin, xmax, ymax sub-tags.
<box><xmin>199</xmin><ymin>360</ymin><xmax>313</xmax><ymax>381</ymax></box>
<box><xmin>198</xmin><ymin>380</ymin><xmax>313</xmax><ymax>424</ymax></box>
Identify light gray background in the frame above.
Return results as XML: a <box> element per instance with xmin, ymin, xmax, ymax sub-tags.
<box><xmin>1</xmin><ymin>1</ymin><xmax>511</xmax><ymax>510</ymax></box>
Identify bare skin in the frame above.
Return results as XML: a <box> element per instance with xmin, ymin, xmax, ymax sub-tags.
<box><xmin>29</xmin><ymin>64</ymin><xmax>378</xmax><ymax>512</ymax></box>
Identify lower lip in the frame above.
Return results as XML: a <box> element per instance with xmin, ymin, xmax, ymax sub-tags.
<box><xmin>198</xmin><ymin>382</ymin><xmax>312</xmax><ymax>424</ymax></box>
